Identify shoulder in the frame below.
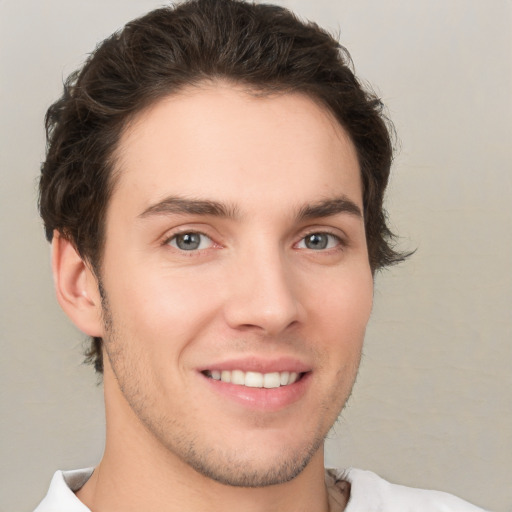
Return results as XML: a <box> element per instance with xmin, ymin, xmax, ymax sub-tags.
<box><xmin>33</xmin><ymin>468</ymin><xmax>93</xmax><ymax>512</ymax></box>
<box><xmin>327</xmin><ymin>468</ymin><xmax>490</xmax><ymax>512</ymax></box>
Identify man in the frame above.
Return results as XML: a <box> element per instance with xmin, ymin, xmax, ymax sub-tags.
<box><xmin>34</xmin><ymin>0</ymin><xmax>487</xmax><ymax>510</ymax></box>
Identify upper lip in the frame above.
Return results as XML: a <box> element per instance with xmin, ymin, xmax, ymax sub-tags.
<box><xmin>197</xmin><ymin>356</ymin><xmax>312</xmax><ymax>374</ymax></box>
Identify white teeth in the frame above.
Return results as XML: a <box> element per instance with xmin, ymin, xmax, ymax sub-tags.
<box><xmin>263</xmin><ymin>372</ymin><xmax>280</xmax><ymax>388</ymax></box>
<box><xmin>207</xmin><ymin>369</ymin><xmax>302</xmax><ymax>388</ymax></box>
<box><xmin>245</xmin><ymin>371</ymin><xmax>263</xmax><ymax>388</ymax></box>
<box><xmin>231</xmin><ymin>370</ymin><xmax>245</xmax><ymax>385</ymax></box>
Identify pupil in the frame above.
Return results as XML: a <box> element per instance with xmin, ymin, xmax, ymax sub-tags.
<box><xmin>177</xmin><ymin>233</ymin><xmax>200</xmax><ymax>250</ymax></box>
<box><xmin>306</xmin><ymin>233</ymin><xmax>328</xmax><ymax>250</ymax></box>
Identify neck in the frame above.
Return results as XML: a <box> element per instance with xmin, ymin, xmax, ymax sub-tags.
<box><xmin>78</xmin><ymin>448</ymin><xmax>330</xmax><ymax>512</ymax></box>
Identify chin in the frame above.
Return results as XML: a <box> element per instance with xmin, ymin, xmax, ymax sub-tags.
<box><xmin>180</xmin><ymin>436</ymin><xmax>324</xmax><ymax>488</ymax></box>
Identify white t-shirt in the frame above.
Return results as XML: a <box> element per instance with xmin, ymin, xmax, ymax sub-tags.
<box><xmin>34</xmin><ymin>467</ymin><xmax>489</xmax><ymax>512</ymax></box>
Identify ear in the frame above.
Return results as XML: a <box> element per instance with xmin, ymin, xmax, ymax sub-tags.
<box><xmin>52</xmin><ymin>231</ymin><xmax>105</xmax><ymax>337</ymax></box>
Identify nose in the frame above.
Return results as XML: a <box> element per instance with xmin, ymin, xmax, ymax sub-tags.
<box><xmin>222</xmin><ymin>245</ymin><xmax>304</xmax><ymax>336</ymax></box>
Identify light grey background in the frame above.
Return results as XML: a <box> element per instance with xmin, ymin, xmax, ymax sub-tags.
<box><xmin>1</xmin><ymin>1</ymin><xmax>511</xmax><ymax>511</ymax></box>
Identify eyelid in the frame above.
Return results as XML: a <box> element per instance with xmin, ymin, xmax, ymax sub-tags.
<box><xmin>168</xmin><ymin>232</ymin><xmax>214</xmax><ymax>250</ymax></box>
<box><xmin>159</xmin><ymin>225</ymin><xmax>348</xmax><ymax>252</ymax></box>
<box><xmin>298</xmin><ymin>223</ymin><xmax>347</xmax><ymax>240</ymax></box>
<box><xmin>161</xmin><ymin>226</ymin><xmax>220</xmax><ymax>251</ymax></box>
<box><xmin>296</xmin><ymin>231</ymin><xmax>343</xmax><ymax>249</ymax></box>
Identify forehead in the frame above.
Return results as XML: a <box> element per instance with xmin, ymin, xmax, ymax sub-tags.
<box><xmin>112</xmin><ymin>83</ymin><xmax>361</xmax><ymax>216</ymax></box>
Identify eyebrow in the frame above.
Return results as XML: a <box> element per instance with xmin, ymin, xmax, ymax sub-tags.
<box><xmin>297</xmin><ymin>197</ymin><xmax>363</xmax><ymax>221</ymax></box>
<box><xmin>138</xmin><ymin>195</ymin><xmax>362</xmax><ymax>222</ymax></box>
<box><xmin>138</xmin><ymin>196</ymin><xmax>239</xmax><ymax>219</ymax></box>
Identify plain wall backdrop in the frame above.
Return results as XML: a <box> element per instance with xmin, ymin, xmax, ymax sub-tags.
<box><xmin>1</xmin><ymin>1</ymin><xmax>511</xmax><ymax>511</ymax></box>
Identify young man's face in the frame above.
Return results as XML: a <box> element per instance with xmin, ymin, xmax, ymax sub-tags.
<box><xmin>96</xmin><ymin>83</ymin><xmax>373</xmax><ymax>486</ymax></box>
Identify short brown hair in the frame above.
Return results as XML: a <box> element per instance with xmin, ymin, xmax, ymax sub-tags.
<box><xmin>39</xmin><ymin>0</ymin><xmax>408</xmax><ymax>373</ymax></box>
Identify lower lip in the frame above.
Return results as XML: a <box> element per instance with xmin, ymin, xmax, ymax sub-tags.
<box><xmin>201</xmin><ymin>372</ymin><xmax>312</xmax><ymax>412</ymax></box>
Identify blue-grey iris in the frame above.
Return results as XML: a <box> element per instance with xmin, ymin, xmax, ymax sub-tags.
<box><xmin>175</xmin><ymin>233</ymin><xmax>201</xmax><ymax>250</ymax></box>
<box><xmin>304</xmin><ymin>233</ymin><xmax>329</xmax><ymax>250</ymax></box>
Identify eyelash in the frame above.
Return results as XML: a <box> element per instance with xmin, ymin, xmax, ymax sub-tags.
<box><xmin>163</xmin><ymin>231</ymin><xmax>216</xmax><ymax>252</ymax></box>
<box><xmin>163</xmin><ymin>229</ymin><xmax>346</xmax><ymax>253</ymax></box>
<box><xmin>295</xmin><ymin>231</ymin><xmax>345</xmax><ymax>252</ymax></box>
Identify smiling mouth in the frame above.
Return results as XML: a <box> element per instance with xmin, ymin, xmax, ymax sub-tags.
<box><xmin>202</xmin><ymin>370</ymin><xmax>305</xmax><ymax>388</ymax></box>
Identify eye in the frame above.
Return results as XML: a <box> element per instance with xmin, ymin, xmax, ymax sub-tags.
<box><xmin>297</xmin><ymin>232</ymin><xmax>341</xmax><ymax>250</ymax></box>
<box><xmin>167</xmin><ymin>232</ymin><xmax>214</xmax><ymax>251</ymax></box>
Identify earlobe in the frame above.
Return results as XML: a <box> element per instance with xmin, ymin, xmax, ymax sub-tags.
<box><xmin>52</xmin><ymin>231</ymin><xmax>104</xmax><ymax>337</ymax></box>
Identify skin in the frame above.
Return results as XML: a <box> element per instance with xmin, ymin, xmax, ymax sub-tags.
<box><xmin>53</xmin><ymin>82</ymin><xmax>373</xmax><ymax>512</ymax></box>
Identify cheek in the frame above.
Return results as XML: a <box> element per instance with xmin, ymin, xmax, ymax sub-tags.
<box><xmin>104</xmin><ymin>263</ymin><xmax>224</xmax><ymax>346</ymax></box>
<box><xmin>305</xmin><ymin>266</ymin><xmax>373</xmax><ymax>378</ymax></box>
<box><xmin>307</xmin><ymin>265</ymin><xmax>373</xmax><ymax>334</ymax></box>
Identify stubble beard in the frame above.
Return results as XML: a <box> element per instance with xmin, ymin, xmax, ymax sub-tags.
<box><xmin>169</xmin><ymin>429</ymin><xmax>326</xmax><ymax>488</ymax></box>
<box><xmin>98</xmin><ymin>282</ymin><xmax>357</xmax><ymax>488</ymax></box>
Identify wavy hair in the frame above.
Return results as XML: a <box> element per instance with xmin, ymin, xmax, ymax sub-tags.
<box><xmin>39</xmin><ymin>0</ymin><xmax>408</xmax><ymax>373</ymax></box>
